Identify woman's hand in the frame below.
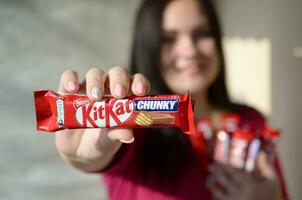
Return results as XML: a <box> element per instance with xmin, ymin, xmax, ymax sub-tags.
<box><xmin>55</xmin><ymin>66</ymin><xmax>150</xmax><ymax>172</ymax></box>
<box><xmin>207</xmin><ymin>152</ymin><xmax>282</xmax><ymax>200</ymax></box>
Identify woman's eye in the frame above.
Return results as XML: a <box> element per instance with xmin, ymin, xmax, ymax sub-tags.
<box><xmin>162</xmin><ymin>36</ymin><xmax>175</xmax><ymax>45</ymax></box>
<box><xmin>194</xmin><ymin>30</ymin><xmax>213</xmax><ymax>40</ymax></box>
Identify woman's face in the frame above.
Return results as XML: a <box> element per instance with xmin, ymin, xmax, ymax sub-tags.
<box><xmin>161</xmin><ymin>0</ymin><xmax>220</xmax><ymax>94</ymax></box>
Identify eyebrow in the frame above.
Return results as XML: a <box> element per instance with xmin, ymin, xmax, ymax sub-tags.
<box><xmin>162</xmin><ymin>24</ymin><xmax>210</xmax><ymax>35</ymax></box>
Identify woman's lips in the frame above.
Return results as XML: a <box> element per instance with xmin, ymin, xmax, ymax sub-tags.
<box><xmin>175</xmin><ymin>59</ymin><xmax>207</xmax><ymax>73</ymax></box>
<box><xmin>179</xmin><ymin>66</ymin><xmax>200</xmax><ymax>75</ymax></box>
<box><xmin>176</xmin><ymin>63</ymin><xmax>207</xmax><ymax>76</ymax></box>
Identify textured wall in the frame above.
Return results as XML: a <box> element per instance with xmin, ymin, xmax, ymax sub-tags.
<box><xmin>0</xmin><ymin>0</ymin><xmax>140</xmax><ymax>199</ymax></box>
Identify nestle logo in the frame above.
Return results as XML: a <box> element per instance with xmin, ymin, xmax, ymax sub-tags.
<box><xmin>73</xmin><ymin>99</ymin><xmax>90</xmax><ymax>109</ymax></box>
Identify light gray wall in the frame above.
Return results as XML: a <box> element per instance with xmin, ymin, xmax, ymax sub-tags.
<box><xmin>0</xmin><ymin>0</ymin><xmax>140</xmax><ymax>199</ymax></box>
<box><xmin>271</xmin><ymin>1</ymin><xmax>302</xmax><ymax>199</ymax></box>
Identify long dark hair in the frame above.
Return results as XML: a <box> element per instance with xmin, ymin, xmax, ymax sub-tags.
<box><xmin>129</xmin><ymin>0</ymin><xmax>236</xmax><ymax>180</ymax></box>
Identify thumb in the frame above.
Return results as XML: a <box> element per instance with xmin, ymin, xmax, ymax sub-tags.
<box><xmin>257</xmin><ymin>151</ymin><xmax>276</xmax><ymax>180</ymax></box>
<box><xmin>107</xmin><ymin>128</ymin><xmax>135</xmax><ymax>144</ymax></box>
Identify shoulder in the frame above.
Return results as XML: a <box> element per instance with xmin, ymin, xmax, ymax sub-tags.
<box><xmin>233</xmin><ymin>104</ymin><xmax>266</xmax><ymax>131</ymax></box>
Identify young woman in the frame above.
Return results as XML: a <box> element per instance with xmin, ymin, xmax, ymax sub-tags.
<box><xmin>56</xmin><ymin>0</ymin><xmax>287</xmax><ymax>199</ymax></box>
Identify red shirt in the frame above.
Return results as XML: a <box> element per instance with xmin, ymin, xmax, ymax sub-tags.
<box><xmin>101</xmin><ymin>107</ymin><xmax>288</xmax><ymax>200</ymax></box>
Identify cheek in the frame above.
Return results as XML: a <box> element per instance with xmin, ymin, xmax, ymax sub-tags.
<box><xmin>161</xmin><ymin>45</ymin><xmax>174</xmax><ymax>69</ymax></box>
<box><xmin>198</xmin><ymin>38</ymin><xmax>221</xmax><ymax>88</ymax></box>
<box><xmin>198</xmin><ymin>38</ymin><xmax>220</xmax><ymax>76</ymax></box>
<box><xmin>198</xmin><ymin>38</ymin><xmax>217</xmax><ymax>57</ymax></box>
<box><xmin>160</xmin><ymin>47</ymin><xmax>177</xmax><ymax>88</ymax></box>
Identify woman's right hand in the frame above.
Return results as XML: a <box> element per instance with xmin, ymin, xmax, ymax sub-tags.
<box><xmin>55</xmin><ymin>66</ymin><xmax>150</xmax><ymax>172</ymax></box>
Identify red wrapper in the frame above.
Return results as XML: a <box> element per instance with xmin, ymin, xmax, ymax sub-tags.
<box><xmin>229</xmin><ymin>130</ymin><xmax>255</xmax><ymax>169</ymax></box>
<box><xmin>221</xmin><ymin>113</ymin><xmax>240</xmax><ymax>132</ymax></box>
<box><xmin>34</xmin><ymin>90</ymin><xmax>195</xmax><ymax>134</ymax></box>
<box><xmin>214</xmin><ymin>130</ymin><xmax>230</xmax><ymax>164</ymax></box>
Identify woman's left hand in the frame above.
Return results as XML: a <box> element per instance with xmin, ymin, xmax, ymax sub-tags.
<box><xmin>207</xmin><ymin>152</ymin><xmax>282</xmax><ymax>200</ymax></box>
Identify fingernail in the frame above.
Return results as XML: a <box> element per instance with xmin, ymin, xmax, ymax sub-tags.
<box><xmin>136</xmin><ymin>83</ymin><xmax>145</xmax><ymax>94</ymax></box>
<box><xmin>68</xmin><ymin>81</ymin><xmax>77</xmax><ymax>91</ymax></box>
<box><xmin>92</xmin><ymin>87</ymin><xmax>101</xmax><ymax>100</ymax></box>
<box><xmin>114</xmin><ymin>84</ymin><xmax>125</xmax><ymax>97</ymax></box>
<box><xmin>120</xmin><ymin>137</ymin><xmax>135</xmax><ymax>144</ymax></box>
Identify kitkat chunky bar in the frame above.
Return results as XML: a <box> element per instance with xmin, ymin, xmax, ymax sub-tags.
<box><xmin>33</xmin><ymin>90</ymin><xmax>196</xmax><ymax>134</ymax></box>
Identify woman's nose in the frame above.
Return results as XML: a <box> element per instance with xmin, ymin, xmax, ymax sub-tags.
<box><xmin>176</xmin><ymin>36</ymin><xmax>198</xmax><ymax>58</ymax></box>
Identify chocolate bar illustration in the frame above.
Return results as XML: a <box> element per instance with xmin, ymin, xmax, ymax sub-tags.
<box><xmin>135</xmin><ymin>111</ymin><xmax>175</xmax><ymax>126</ymax></box>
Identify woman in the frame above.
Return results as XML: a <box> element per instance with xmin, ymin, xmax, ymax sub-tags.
<box><xmin>56</xmin><ymin>0</ymin><xmax>287</xmax><ymax>199</ymax></box>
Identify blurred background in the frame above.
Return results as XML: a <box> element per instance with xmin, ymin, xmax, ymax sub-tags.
<box><xmin>0</xmin><ymin>0</ymin><xmax>301</xmax><ymax>199</ymax></box>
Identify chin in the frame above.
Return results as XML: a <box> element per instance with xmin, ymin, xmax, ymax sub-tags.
<box><xmin>174</xmin><ymin>80</ymin><xmax>208</xmax><ymax>94</ymax></box>
<box><xmin>186</xmin><ymin>85</ymin><xmax>206</xmax><ymax>94</ymax></box>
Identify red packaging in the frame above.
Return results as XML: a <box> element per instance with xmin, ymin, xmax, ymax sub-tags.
<box><xmin>245</xmin><ymin>138</ymin><xmax>261</xmax><ymax>172</ymax></box>
<box><xmin>229</xmin><ymin>130</ymin><xmax>254</xmax><ymax>169</ymax></box>
<box><xmin>34</xmin><ymin>90</ymin><xmax>196</xmax><ymax>134</ymax></box>
<box><xmin>197</xmin><ymin>117</ymin><xmax>213</xmax><ymax>140</ymax></box>
<box><xmin>262</xmin><ymin>126</ymin><xmax>280</xmax><ymax>162</ymax></box>
<box><xmin>264</xmin><ymin>126</ymin><xmax>280</xmax><ymax>142</ymax></box>
<box><xmin>221</xmin><ymin>113</ymin><xmax>240</xmax><ymax>132</ymax></box>
<box><xmin>213</xmin><ymin>130</ymin><xmax>230</xmax><ymax>164</ymax></box>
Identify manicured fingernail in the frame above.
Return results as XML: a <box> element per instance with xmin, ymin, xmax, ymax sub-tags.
<box><xmin>92</xmin><ymin>87</ymin><xmax>101</xmax><ymax>100</ymax></box>
<box><xmin>68</xmin><ymin>81</ymin><xmax>77</xmax><ymax>91</ymax></box>
<box><xmin>136</xmin><ymin>83</ymin><xmax>145</xmax><ymax>94</ymax></box>
<box><xmin>114</xmin><ymin>84</ymin><xmax>125</xmax><ymax>97</ymax></box>
<box><xmin>120</xmin><ymin>137</ymin><xmax>135</xmax><ymax>144</ymax></box>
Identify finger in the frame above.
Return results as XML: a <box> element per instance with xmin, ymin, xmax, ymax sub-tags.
<box><xmin>214</xmin><ymin>168</ymin><xmax>239</xmax><ymax>196</ymax></box>
<box><xmin>107</xmin><ymin>128</ymin><xmax>134</xmax><ymax>144</ymax></box>
<box><xmin>85</xmin><ymin>68</ymin><xmax>106</xmax><ymax>101</ymax></box>
<box><xmin>206</xmin><ymin>175</ymin><xmax>217</xmax><ymax>188</ymax></box>
<box><xmin>130</xmin><ymin>73</ymin><xmax>150</xmax><ymax>96</ymax></box>
<box><xmin>209</xmin><ymin>186</ymin><xmax>229</xmax><ymax>200</ymax></box>
<box><xmin>107</xmin><ymin>66</ymin><xmax>130</xmax><ymax>98</ymax></box>
<box><xmin>257</xmin><ymin>151</ymin><xmax>276</xmax><ymax>180</ymax></box>
<box><xmin>219</xmin><ymin>164</ymin><xmax>248</xmax><ymax>186</ymax></box>
<box><xmin>58</xmin><ymin>69</ymin><xmax>79</xmax><ymax>94</ymax></box>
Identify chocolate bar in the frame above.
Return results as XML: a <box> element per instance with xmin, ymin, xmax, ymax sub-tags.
<box><xmin>33</xmin><ymin>90</ymin><xmax>195</xmax><ymax>134</ymax></box>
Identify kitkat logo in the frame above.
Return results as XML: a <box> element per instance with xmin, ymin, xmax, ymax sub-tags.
<box><xmin>76</xmin><ymin>99</ymin><xmax>134</xmax><ymax>127</ymax></box>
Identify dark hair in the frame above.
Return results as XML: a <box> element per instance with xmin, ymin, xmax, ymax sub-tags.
<box><xmin>129</xmin><ymin>0</ymin><xmax>236</xmax><ymax>181</ymax></box>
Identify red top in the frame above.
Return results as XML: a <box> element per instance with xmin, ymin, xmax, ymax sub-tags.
<box><xmin>101</xmin><ymin>107</ymin><xmax>288</xmax><ymax>200</ymax></box>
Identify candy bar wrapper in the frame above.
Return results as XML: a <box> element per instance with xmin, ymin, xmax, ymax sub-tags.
<box><xmin>213</xmin><ymin>130</ymin><xmax>230</xmax><ymax>164</ymax></box>
<box><xmin>229</xmin><ymin>130</ymin><xmax>255</xmax><ymax>169</ymax></box>
<box><xmin>34</xmin><ymin>90</ymin><xmax>196</xmax><ymax>134</ymax></box>
<box><xmin>245</xmin><ymin>138</ymin><xmax>261</xmax><ymax>172</ymax></box>
<box><xmin>213</xmin><ymin>125</ymin><xmax>281</xmax><ymax>173</ymax></box>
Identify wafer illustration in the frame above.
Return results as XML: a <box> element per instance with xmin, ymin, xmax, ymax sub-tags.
<box><xmin>135</xmin><ymin>111</ymin><xmax>174</xmax><ymax>126</ymax></box>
